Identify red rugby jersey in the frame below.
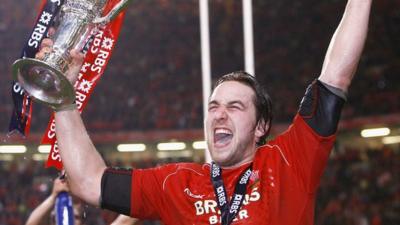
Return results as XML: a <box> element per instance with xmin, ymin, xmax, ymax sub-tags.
<box><xmin>131</xmin><ymin>114</ymin><xmax>335</xmax><ymax>225</ymax></box>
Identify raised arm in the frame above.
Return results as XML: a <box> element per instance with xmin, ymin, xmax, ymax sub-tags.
<box><xmin>55</xmin><ymin>108</ymin><xmax>106</xmax><ymax>206</ymax></box>
<box><xmin>46</xmin><ymin>48</ymin><xmax>106</xmax><ymax>207</ymax></box>
<box><xmin>318</xmin><ymin>0</ymin><xmax>372</xmax><ymax>92</ymax></box>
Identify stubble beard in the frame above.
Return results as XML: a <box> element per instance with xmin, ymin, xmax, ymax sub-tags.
<box><xmin>209</xmin><ymin>136</ymin><xmax>254</xmax><ymax>168</ymax></box>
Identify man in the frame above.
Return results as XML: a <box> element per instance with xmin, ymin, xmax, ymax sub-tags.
<box><xmin>37</xmin><ymin>0</ymin><xmax>372</xmax><ymax>224</ymax></box>
<box><xmin>25</xmin><ymin>177</ymin><xmax>84</xmax><ymax>225</ymax></box>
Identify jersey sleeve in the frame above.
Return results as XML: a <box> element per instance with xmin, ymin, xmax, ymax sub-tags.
<box><xmin>130</xmin><ymin>164</ymin><xmax>178</xmax><ymax>219</ymax></box>
<box><xmin>272</xmin><ymin>115</ymin><xmax>336</xmax><ymax>193</ymax></box>
<box><xmin>298</xmin><ymin>79</ymin><xmax>346</xmax><ymax>136</ymax></box>
<box><xmin>269</xmin><ymin>80</ymin><xmax>343</xmax><ymax>193</ymax></box>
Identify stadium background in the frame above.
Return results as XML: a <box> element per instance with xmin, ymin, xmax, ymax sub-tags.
<box><xmin>0</xmin><ymin>0</ymin><xmax>399</xmax><ymax>224</ymax></box>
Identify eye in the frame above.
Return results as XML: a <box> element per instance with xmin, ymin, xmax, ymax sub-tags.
<box><xmin>208</xmin><ymin>104</ymin><xmax>217</xmax><ymax>111</ymax></box>
<box><xmin>228</xmin><ymin>104</ymin><xmax>242</xmax><ymax>110</ymax></box>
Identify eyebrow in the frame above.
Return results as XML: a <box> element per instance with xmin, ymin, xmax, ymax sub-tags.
<box><xmin>227</xmin><ymin>100</ymin><xmax>246</xmax><ymax>108</ymax></box>
<box><xmin>208</xmin><ymin>100</ymin><xmax>218</xmax><ymax>106</ymax></box>
<box><xmin>208</xmin><ymin>100</ymin><xmax>246</xmax><ymax>108</ymax></box>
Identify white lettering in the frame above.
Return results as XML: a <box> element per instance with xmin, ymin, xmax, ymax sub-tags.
<box><xmin>98</xmin><ymin>49</ymin><xmax>109</xmax><ymax>59</ymax></box>
<box><xmin>204</xmin><ymin>200</ymin><xmax>217</xmax><ymax>214</ymax></box>
<box><xmin>239</xmin><ymin>170</ymin><xmax>252</xmax><ymax>184</ymax></box>
<box><xmin>216</xmin><ymin>186</ymin><xmax>227</xmax><ymax>205</ymax></box>
<box><xmin>243</xmin><ymin>187</ymin><xmax>260</xmax><ymax>205</ymax></box>
<box><xmin>76</xmin><ymin>101</ymin><xmax>82</xmax><ymax>109</ymax></box>
<box><xmin>47</xmin><ymin>120</ymin><xmax>56</xmax><ymax>139</ymax></box>
<box><xmin>91</xmin><ymin>49</ymin><xmax>109</xmax><ymax>73</ymax></box>
<box><xmin>90</xmin><ymin>31</ymin><xmax>103</xmax><ymax>54</ymax></box>
<box><xmin>90</xmin><ymin>45</ymin><xmax>98</xmax><ymax>54</ymax></box>
<box><xmin>212</xmin><ymin>166</ymin><xmax>220</xmax><ymax>177</ymax></box>
<box><xmin>229</xmin><ymin>195</ymin><xmax>243</xmax><ymax>214</ymax></box>
<box><xmin>238</xmin><ymin>210</ymin><xmax>249</xmax><ymax>219</ymax></box>
<box><xmin>194</xmin><ymin>201</ymin><xmax>204</xmax><ymax>215</ymax></box>
<box><xmin>75</xmin><ymin>91</ymin><xmax>87</xmax><ymax>110</ymax></box>
<box><xmin>183</xmin><ymin>188</ymin><xmax>204</xmax><ymax>199</ymax></box>
<box><xmin>95</xmin><ymin>30</ymin><xmax>104</xmax><ymax>38</ymax></box>
<box><xmin>28</xmin><ymin>23</ymin><xmax>47</xmax><ymax>48</ymax></box>
<box><xmin>208</xmin><ymin>209</ymin><xmax>248</xmax><ymax>224</ymax></box>
<box><xmin>13</xmin><ymin>83</ymin><xmax>24</xmax><ymax>95</ymax></box>
<box><xmin>50</xmin><ymin>143</ymin><xmax>61</xmax><ymax>162</ymax></box>
<box><xmin>28</xmin><ymin>39</ymin><xmax>39</xmax><ymax>48</ymax></box>
<box><xmin>193</xmin><ymin>188</ymin><xmax>261</xmax><ymax>221</ymax></box>
<box><xmin>39</xmin><ymin>12</ymin><xmax>52</xmax><ymax>25</ymax></box>
<box><xmin>90</xmin><ymin>64</ymin><xmax>101</xmax><ymax>73</ymax></box>
<box><xmin>94</xmin><ymin>57</ymin><xmax>106</xmax><ymax>68</ymax></box>
<box><xmin>81</xmin><ymin>62</ymin><xmax>91</xmax><ymax>73</ymax></box>
<box><xmin>76</xmin><ymin>91</ymin><xmax>86</xmax><ymax>103</ymax></box>
<box><xmin>50</xmin><ymin>0</ymin><xmax>61</xmax><ymax>6</ymax></box>
<box><xmin>209</xmin><ymin>215</ymin><xmax>219</xmax><ymax>224</ymax></box>
<box><xmin>249</xmin><ymin>188</ymin><xmax>260</xmax><ymax>202</ymax></box>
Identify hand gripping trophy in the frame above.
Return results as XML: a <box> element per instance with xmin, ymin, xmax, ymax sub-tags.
<box><xmin>12</xmin><ymin>0</ymin><xmax>130</xmax><ymax>109</ymax></box>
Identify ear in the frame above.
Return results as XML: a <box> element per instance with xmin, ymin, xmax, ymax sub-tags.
<box><xmin>255</xmin><ymin>120</ymin><xmax>269</xmax><ymax>140</ymax></box>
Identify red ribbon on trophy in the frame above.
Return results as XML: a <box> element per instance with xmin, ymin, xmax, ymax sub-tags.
<box><xmin>39</xmin><ymin>0</ymin><xmax>126</xmax><ymax>170</ymax></box>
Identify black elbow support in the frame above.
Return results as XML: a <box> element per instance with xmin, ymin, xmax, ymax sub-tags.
<box><xmin>100</xmin><ymin>167</ymin><xmax>132</xmax><ymax>215</ymax></box>
<box><xmin>299</xmin><ymin>80</ymin><xmax>346</xmax><ymax>136</ymax></box>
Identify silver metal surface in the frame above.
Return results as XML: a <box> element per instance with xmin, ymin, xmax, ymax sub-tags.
<box><xmin>12</xmin><ymin>0</ymin><xmax>132</xmax><ymax>108</ymax></box>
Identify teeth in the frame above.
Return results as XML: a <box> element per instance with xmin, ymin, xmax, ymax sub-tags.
<box><xmin>214</xmin><ymin>128</ymin><xmax>233</xmax><ymax>144</ymax></box>
<box><xmin>215</xmin><ymin>128</ymin><xmax>232</xmax><ymax>135</ymax></box>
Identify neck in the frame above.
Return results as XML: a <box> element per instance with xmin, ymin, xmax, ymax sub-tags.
<box><xmin>219</xmin><ymin>157</ymin><xmax>254</xmax><ymax>169</ymax></box>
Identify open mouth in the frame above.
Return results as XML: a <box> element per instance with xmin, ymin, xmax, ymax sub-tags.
<box><xmin>214</xmin><ymin>128</ymin><xmax>233</xmax><ymax>146</ymax></box>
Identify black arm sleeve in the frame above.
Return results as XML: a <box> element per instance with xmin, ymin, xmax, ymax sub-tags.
<box><xmin>299</xmin><ymin>79</ymin><xmax>346</xmax><ymax>136</ymax></box>
<box><xmin>100</xmin><ymin>167</ymin><xmax>132</xmax><ymax>215</ymax></box>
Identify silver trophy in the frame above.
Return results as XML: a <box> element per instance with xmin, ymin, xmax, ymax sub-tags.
<box><xmin>12</xmin><ymin>0</ymin><xmax>130</xmax><ymax>108</ymax></box>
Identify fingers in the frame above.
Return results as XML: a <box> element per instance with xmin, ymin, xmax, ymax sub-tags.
<box><xmin>70</xmin><ymin>49</ymin><xmax>85</xmax><ymax>66</ymax></box>
<box><xmin>41</xmin><ymin>38</ymin><xmax>54</xmax><ymax>49</ymax></box>
<box><xmin>53</xmin><ymin>175</ymin><xmax>71</xmax><ymax>194</ymax></box>
<box><xmin>35</xmin><ymin>38</ymin><xmax>54</xmax><ymax>60</ymax></box>
<box><xmin>35</xmin><ymin>27</ymin><xmax>55</xmax><ymax>59</ymax></box>
<box><xmin>61</xmin><ymin>182</ymin><xmax>70</xmax><ymax>192</ymax></box>
<box><xmin>47</xmin><ymin>27</ymin><xmax>56</xmax><ymax>38</ymax></box>
<box><xmin>66</xmin><ymin>49</ymin><xmax>85</xmax><ymax>84</ymax></box>
<box><xmin>35</xmin><ymin>46</ymin><xmax>51</xmax><ymax>60</ymax></box>
<box><xmin>34</xmin><ymin>32</ymin><xmax>85</xmax><ymax>86</ymax></box>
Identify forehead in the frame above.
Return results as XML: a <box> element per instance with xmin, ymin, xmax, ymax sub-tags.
<box><xmin>210</xmin><ymin>81</ymin><xmax>255</xmax><ymax>103</ymax></box>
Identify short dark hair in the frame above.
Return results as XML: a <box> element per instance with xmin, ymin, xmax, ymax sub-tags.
<box><xmin>213</xmin><ymin>71</ymin><xmax>273</xmax><ymax>146</ymax></box>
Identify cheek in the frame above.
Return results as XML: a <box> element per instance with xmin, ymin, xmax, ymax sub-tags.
<box><xmin>204</xmin><ymin>115</ymin><xmax>209</xmax><ymax>126</ymax></box>
<box><xmin>204</xmin><ymin>118</ymin><xmax>213</xmax><ymax>138</ymax></box>
<box><xmin>204</xmin><ymin>117</ymin><xmax>211</xmax><ymax>129</ymax></box>
<box><xmin>236</xmin><ymin>118</ymin><xmax>256</xmax><ymax>134</ymax></box>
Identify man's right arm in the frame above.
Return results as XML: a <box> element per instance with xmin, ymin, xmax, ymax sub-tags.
<box><xmin>36</xmin><ymin>38</ymin><xmax>126</xmax><ymax>208</ymax></box>
<box><xmin>55</xmin><ymin>109</ymin><xmax>106</xmax><ymax>207</ymax></box>
<box><xmin>49</xmin><ymin>49</ymin><xmax>106</xmax><ymax>207</ymax></box>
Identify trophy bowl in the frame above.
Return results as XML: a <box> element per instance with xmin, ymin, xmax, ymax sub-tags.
<box><xmin>12</xmin><ymin>58</ymin><xmax>75</xmax><ymax>107</ymax></box>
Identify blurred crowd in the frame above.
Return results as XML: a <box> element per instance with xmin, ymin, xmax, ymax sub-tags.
<box><xmin>0</xmin><ymin>146</ymin><xmax>398</xmax><ymax>225</ymax></box>
<box><xmin>315</xmin><ymin>146</ymin><xmax>400</xmax><ymax>225</ymax></box>
<box><xmin>0</xmin><ymin>0</ymin><xmax>399</xmax><ymax>133</ymax></box>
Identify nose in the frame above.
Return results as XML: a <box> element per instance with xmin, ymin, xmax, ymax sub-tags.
<box><xmin>214</xmin><ymin>106</ymin><xmax>228</xmax><ymax>121</ymax></box>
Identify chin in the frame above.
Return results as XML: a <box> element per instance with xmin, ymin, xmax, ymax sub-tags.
<box><xmin>212</xmin><ymin>156</ymin><xmax>235</xmax><ymax>167</ymax></box>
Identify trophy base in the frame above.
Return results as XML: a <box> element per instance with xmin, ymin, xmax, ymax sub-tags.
<box><xmin>12</xmin><ymin>58</ymin><xmax>75</xmax><ymax>108</ymax></box>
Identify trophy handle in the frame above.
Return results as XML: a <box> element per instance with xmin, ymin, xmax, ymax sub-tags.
<box><xmin>92</xmin><ymin>0</ymin><xmax>132</xmax><ymax>25</ymax></box>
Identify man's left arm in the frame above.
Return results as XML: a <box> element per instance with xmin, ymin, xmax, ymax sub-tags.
<box><xmin>318</xmin><ymin>0</ymin><xmax>372</xmax><ymax>92</ymax></box>
<box><xmin>278</xmin><ymin>0</ymin><xmax>373</xmax><ymax>192</ymax></box>
<box><xmin>299</xmin><ymin>0</ymin><xmax>373</xmax><ymax>137</ymax></box>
